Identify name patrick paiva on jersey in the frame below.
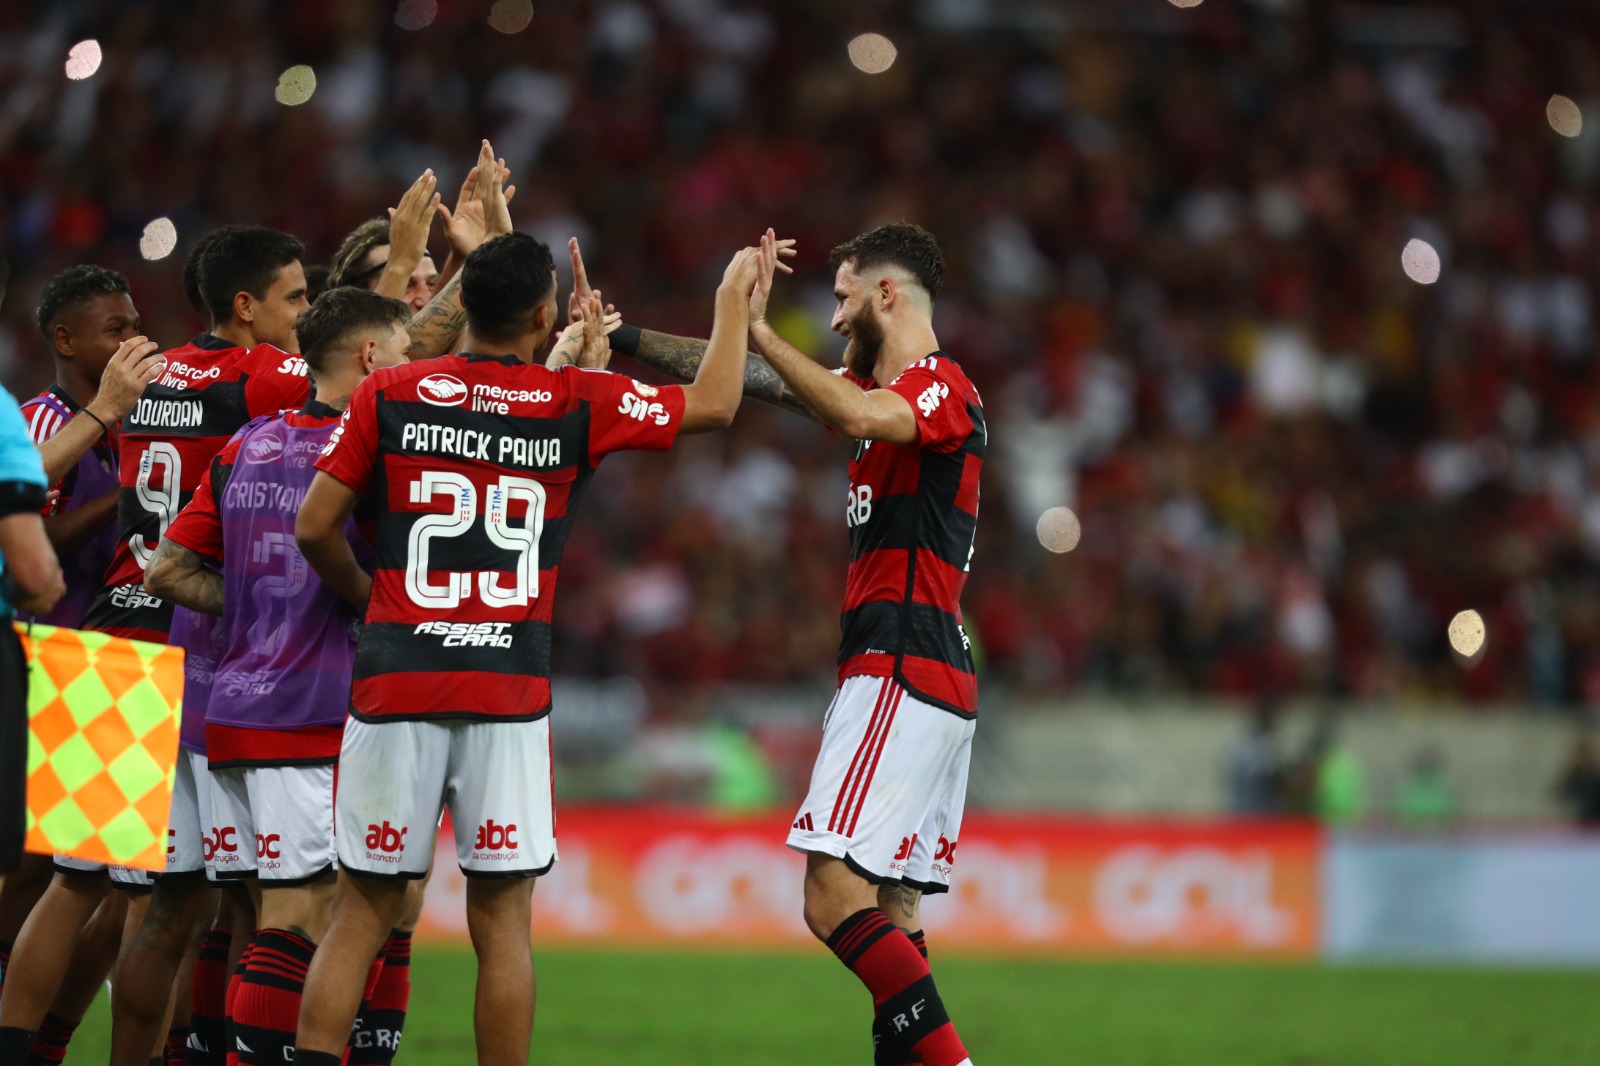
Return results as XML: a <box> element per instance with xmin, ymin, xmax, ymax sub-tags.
<box><xmin>398</xmin><ymin>421</ymin><xmax>561</xmax><ymax>468</ymax></box>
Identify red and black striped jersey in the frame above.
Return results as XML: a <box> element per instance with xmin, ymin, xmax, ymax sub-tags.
<box><xmin>84</xmin><ymin>332</ymin><xmax>310</xmax><ymax>642</ymax></box>
<box><xmin>838</xmin><ymin>354</ymin><xmax>984</xmax><ymax>716</ymax></box>
<box><xmin>315</xmin><ymin>353</ymin><xmax>685</xmax><ymax>723</ymax></box>
<box><xmin>19</xmin><ymin>384</ymin><xmax>120</xmax><ymax>629</ymax></box>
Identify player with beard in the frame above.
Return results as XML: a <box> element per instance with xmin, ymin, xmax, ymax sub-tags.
<box><xmin>595</xmin><ymin>224</ymin><xmax>983</xmax><ymax>1066</ymax></box>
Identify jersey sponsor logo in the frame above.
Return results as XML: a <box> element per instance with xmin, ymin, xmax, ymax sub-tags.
<box><xmin>412</xmin><ymin>620</ymin><xmax>515</xmax><ymax>648</ymax></box>
<box><xmin>474</xmin><ymin>819</ymin><xmax>518</xmax><ymax>851</ymax></box>
<box><xmin>416</xmin><ymin>373</ymin><xmax>469</xmax><ymax>407</ymax></box>
<box><xmin>934</xmin><ymin>835</ymin><xmax>958</xmax><ymax>864</ymax></box>
<box><xmin>846</xmin><ymin>484</ymin><xmax>873</xmax><ymax>527</ymax></box>
<box><xmin>278</xmin><ymin>356</ymin><xmax>309</xmax><ymax>376</ymax></box>
<box><xmin>470</xmin><ymin>383</ymin><xmax>553</xmax><ymax>414</ymax></box>
<box><xmin>162</xmin><ymin>363</ymin><xmax>222</xmax><ymax>381</ymax></box>
<box><xmin>110</xmin><ymin>583</ymin><xmax>163</xmax><ymax>610</ymax></box>
<box><xmin>365</xmin><ymin>820</ymin><xmax>408</xmax><ymax>854</ymax></box>
<box><xmin>894</xmin><ymin>833</ymin><xmax>919</xmax><ymax>862</ymax></box>
<box><xmin>631</xmin><ymin>380</ymin><xmax>659</xmax><ymax>398</ymax></box>
<box><xmin>618</xmin><ymin>391</ymin><xmax>670</xmax><ymax>426</ymax></box>
<box><xmin>242</xmin><ymin>432</ymin><xmax>285</xmax><ymax>465</ymax></box>
<box><xmin>916</xmin><ymin>381</ymin><xmax>949</xmax><ymax>417</ymax></box>
<box><xmin>130</xmin><ymin>397</ymin><xmax>204</xmax><ymax>428</ymax></box>
<box><xmin>202</xmin><ymin>825</ymin><xmax>240</xmax><ymax>863</ymax></box>
<box><xmin>256</xmin><ymin>833</ymin><xmax>281</xmax><ymax>860</ymax></box>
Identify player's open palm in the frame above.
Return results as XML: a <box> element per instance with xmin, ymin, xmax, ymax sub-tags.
<box><xmin>386</xmin><ymin>169</ymin><xmax>441</xmax><ymax>266</ymax></box>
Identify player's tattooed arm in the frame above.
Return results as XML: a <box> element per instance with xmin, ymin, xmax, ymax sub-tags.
<box><xmin>144</xmin><ymin>538</ymin><xmax>223</xmax><ymax>615</ymax></box>
<box><xmin>631</xmin><ymin>331</ymin><xmax>817</xmax><ymax>420</ymax></box>
<box><xmin>404</xmin><ymin>273</ymin><xmax>467</xmax><ymax>361</ymax></box>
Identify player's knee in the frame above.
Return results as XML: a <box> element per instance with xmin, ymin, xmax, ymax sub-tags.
<box><xmin>463</xmin><ymin>878</ymin><xmax>533</xmax><ymax>946</ymax></box>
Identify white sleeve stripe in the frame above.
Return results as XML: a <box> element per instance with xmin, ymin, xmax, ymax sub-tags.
<box><xmin>26</xmin><ymin>404</ymin><xmax>64</xmax><ymax>444</ymax></box>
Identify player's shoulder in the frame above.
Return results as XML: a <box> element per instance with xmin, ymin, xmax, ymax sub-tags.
<box><xmin>18</xmin><ymin>389</ymin><xmax>70</xmax><ymax>443</ymax></box>
<box><xmin>362</xmin><ymin>356</ymin><xmax>471</xmax><ymax>406</ymax></box>
<box><xmin>240</xmin><ymin>342</ymin><xmax>308</xmax><ymax>379</ymax></box>
<box><xmin>892</xmin><ymin>352</ymin><xmax>980</xmax><ymax>403</ymax></box>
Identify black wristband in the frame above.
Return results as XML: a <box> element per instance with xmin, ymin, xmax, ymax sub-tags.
<box><xmin>610</xmin><ymin>323</ymin><xmax>642</xmax><ymax>357</ymax></box>
<box><xmin>81</xmin><ymin>407</ymin><xmax>110</xmax><ymax>435</ymax></box>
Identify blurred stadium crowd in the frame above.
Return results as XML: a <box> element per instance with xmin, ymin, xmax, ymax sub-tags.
<box><xmin>2</xmin><ymin>0</ymin><xmax>1600</xmax><ymax>711</ymax></box>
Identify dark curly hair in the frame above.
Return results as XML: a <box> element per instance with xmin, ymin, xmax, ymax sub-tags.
<box><xmin>828</xmin><ymin>222</ymin><xmax>945</xmax><ymax>300</ymax></box>
<box><xmin>36</xmin><ymin>264</ymin><xmax>130</xmax><ymax>338</ymax></box>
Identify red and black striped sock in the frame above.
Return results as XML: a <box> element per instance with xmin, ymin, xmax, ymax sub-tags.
<box><xmin>24</xmin><ymin>1011</ymin><xmax>77</xmax><ymax>1064</ymax></box>
<box><xmin>224</xmin><ymin>937</ymin><xmax>258</xmax><ymax>1066</ymax></box>
<box><xmin>828</xmin><ymin>910</ymin><xmax>967</xmax><ymax>1066</ymax></box>
<box><xmin>166</xmin><ymin>1025</ymin><xmax>190</xmax><ymax>1065</ymax></box>
<box><xmin>189</xmin><ymin>930</ymin><xmax>232</xmax><ymax>1065</ymax></box>
<box><xmin>232</xmin><ymin>929</ymin><xmax>314</xmax><ymax>1066</ymax></box>
<box><xmin>347</xmin><ymin>931</ymin><xmax>411</xmax><ymax>1065</ymax></box>
<box><xmin>873</xmin><ymin>929</ymin><xmax>930</xmax><ymax>1064</ymax></box>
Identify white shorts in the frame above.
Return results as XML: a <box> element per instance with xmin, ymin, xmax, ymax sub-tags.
<box><xmin>787</xmin><ymin>676</ymin><xmax>973</xmax><ymax>894</ymax></box>
<box><xmin>51</xmin><ymin>854</ymin><xmax>149</xmax><ymax>887</ymax></box>
<box><xmin>53</xmin><ymin>749</ymin><xmax>209</xmax><ymax>886</ymax></box>
<box><xmin>209</xmin><ymin>764</ymin><xmax>337</xmax><ymax>885</ymax></box>
<box><xmin>335</xmin><ymin>718</ymin><xmax>556</xmax><ymax>880</ymax></box>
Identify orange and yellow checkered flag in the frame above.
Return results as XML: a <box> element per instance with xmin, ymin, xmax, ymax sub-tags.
<box><xmin>17</xmin><ymin>622</ymin><xmax>184</xmax><ymax>870</ymax></box>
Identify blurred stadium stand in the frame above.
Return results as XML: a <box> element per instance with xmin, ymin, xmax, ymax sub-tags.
<box><xmin>4</xmin><ymin>1</ymin><xmax>1600</xmax><ymax>811</ymax></box>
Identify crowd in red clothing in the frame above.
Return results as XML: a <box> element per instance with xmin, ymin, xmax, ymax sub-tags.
<box><xmin>2</xmin><ymin>0</ymin><xmax>1599</xmax><ymax>708</ymax></box>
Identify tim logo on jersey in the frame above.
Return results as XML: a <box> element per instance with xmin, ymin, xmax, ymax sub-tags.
<box><xmin>417</xmin><ymin>373</ymin><xmax>469</xmax><ymax>407</ymax></box>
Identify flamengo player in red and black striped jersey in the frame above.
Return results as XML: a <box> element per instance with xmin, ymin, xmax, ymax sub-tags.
<box><xmin>289</xmin><ymin>233</ymin><xmax>763</xmax><ymax>1066</ymax></box>
<box><xmin>609</xmin><ymin>224</ymin><xmax>982</xmax><ymax>1066</ymax></box>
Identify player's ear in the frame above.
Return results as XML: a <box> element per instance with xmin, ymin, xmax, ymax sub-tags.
<box><xmin>234</xmin><ymin>290</ymin><xmax>254</xmax><ymax>325</ymax></box>
<box><xmin>52</xmin><ymin>323</ymin><xmax>72</xmax><ymax>360</ymax></box>
<box><xmin>359</xmin><ymin>338</ymin><xmax>377</xmax><ymax>374</ymax></box>
<box><xmin>879</xmin><ymin>276</ymin><xmax>896</xmax><ymax>311</ymax></box>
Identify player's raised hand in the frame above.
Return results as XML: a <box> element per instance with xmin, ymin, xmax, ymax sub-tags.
<box><xmin>387</xmin><ymin>169</ymin><xmax>441</xmax><ymax>267</ymax></box>
<box><xmin>567</xmin><ymin>238</ymin><xmax>593</xmax><ymax>325</ymax></box>
<box><xmin>92</xmin><ymin>336</ymin><xmax>164</xmax><ymax>421</ymax></box>
<box><xmin>437</xmin><ymin>164</ymin><xmax>485</xmax><ymax>259</ymax></box>
<box><xmin>721</xmin><ymin>246</ymin><xmax>763</xmax><ymax>296</ymax></box>
<box><xmin>478</xmin><ymin>141</ymin><xmax>515</xmax><ymax>238</ymax></box>
<box><xmin>577</xmin><ymin>290</ymin><xmax>615</xmax><ymax>369</ymax></box>
<box><xmin>750</xmin><ymin>228</ymin><xmax>793</xmax><ymax>327</ymax></box>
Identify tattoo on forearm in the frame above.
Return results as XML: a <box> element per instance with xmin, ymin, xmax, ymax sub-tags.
<box><xmin>406</xmin><ymin>273</ymin><xmax>467</xmax><ymax>361</ymax></box>
<box><xmin>634</xmin><ymin>330</ymin><xmax>816</xmax><ymax>420</ymax></box>
<box><xmin>150</xmin><ymin>539</ymin><xmax>224</xmax><ymax>615</ymax></box>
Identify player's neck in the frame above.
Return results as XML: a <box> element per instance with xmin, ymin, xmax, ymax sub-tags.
<box><xmin>54</xmin><ymin>363</ymin><xmax>97</xmax><ymax>410</ymax></box>
<box><xmin>873</xmin><ymin>323</ymin><xmax>941</xmax><ymax>385</ymax></box>
<box><xmin>210</xmin><ymin>321</ymin><xmax>258</xmax><ymax>350</ymax></box>
<box><xmin>459</xmin><ymin>329</ymin><xmax>534</xmax><ymax>364</ymax></box>
<box><xmin>312</xmin><ymin>372</ymin><xmax>363</xmax><ymax>412</ymax></box>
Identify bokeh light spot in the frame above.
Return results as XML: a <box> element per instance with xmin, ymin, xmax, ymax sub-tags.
<box><xmin>64</xmin><ymin>40</ymin><xmax>102</xmax><ymax>80</ymax></box>
<box><xmin>489</xmin><ymin>0</ymin><xmax>534</xmax><ymax>34</ymax></box>
<box><xmin>1401</xmin><ymin>238</ymin><xmax>1441</xmax><ymax>285</ymax></box>
<box><xmin>139</xmin><ymin>218</ymin><xmax>178</xmax><ymax>261</ymax></box>
<box><xmin>848</xmin><ymin>33</ymin><xmax>898</xmax><ymax>75</ymax></box>
<box><xmin>1448</xmin><ymin>609</ymin><xmax>1486</xmax><ymax>659</ymax></box>
<box><xmin>275</xmin><ymin>65</ymin><xmax>317</xmax><ymax>106</ymax></box>
<box><xmin>1547</xmin><ymin>94</ymin><xmax>1583</xmax><ymax>138</ymax></box>
<box><xmin>395</xmin><ymin>0</ymin><xmax>438</xmax><ymax>31</ymax></box>
<box><xmin>1037</xmin><ymin>507</ymin><xmax>1082</xmax><ymax>554</ymax></box>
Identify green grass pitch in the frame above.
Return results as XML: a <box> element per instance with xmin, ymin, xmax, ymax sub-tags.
<box><xmin>65</xmin><ymin>946</ymin><xmax>1600</xmax><ymax>1064</ymax></box>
